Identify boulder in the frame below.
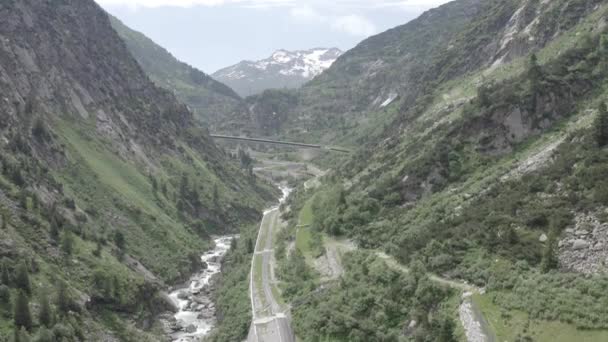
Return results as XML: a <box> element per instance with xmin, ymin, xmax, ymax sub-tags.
<box><xmin>185</xmin><ymin>324</ymin><xmax>197</xmax><ymax>333</ymax></box>
<box><xmin>539</xmin><ymin>234</ymin><xmax>548</xmax><ymax>242</ymax></box>
<box><xmin>572</xmin><ymin>239</ymin><xmax>589</xmax><ymax>250</ymax></box>
<box><xmin>177</xmin><ymin>291</ymin><xmax>189</xmax><ymax>300</ymax></box>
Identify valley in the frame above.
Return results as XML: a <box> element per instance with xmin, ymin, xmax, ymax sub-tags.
<box><xmin>2</xmin><ymin>0</ymin><xmax>608</xmax><ymax>341</ymax></box>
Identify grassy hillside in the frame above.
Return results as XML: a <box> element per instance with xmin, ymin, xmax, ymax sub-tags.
<box><xmin>0</xmin><ymin>0</ymin><xmax>275</xmax><ymax>340</ymax></box>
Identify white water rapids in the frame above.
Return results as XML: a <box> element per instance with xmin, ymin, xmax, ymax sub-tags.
<box><xmin>168</xmin><ymin>236</ymin><xmax>235</xmax><ymax>342</ymax></box>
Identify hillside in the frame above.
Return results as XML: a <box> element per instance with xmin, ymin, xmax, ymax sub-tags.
<box><xmin>238</xmin><ymin>0</ymin><xmax>603</xmax><ymax>144</ymax></box>
<box><xmin>109</xmin><ymin>15</ymin><xmax>247</xmax><ymax>129</ymax></box>
<box><xmin>260</xmin><ymin>0</ymin><xmax>608</xmax><ymax>341</ymax></box>
<box><xmin>213</xmin><ymin>48</ymin><xmax>343</xmax><ymax>97</ymax></box>
<box><xmin>0</xmin><ymin>0</ymin><xmax>274</xmax><ymax>340</ymax></box>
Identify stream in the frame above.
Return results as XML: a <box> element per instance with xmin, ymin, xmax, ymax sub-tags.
<box><xmin>167</xmin><ymin>236</ymin><xmax>235</xmax><ymax>342</ymax></box>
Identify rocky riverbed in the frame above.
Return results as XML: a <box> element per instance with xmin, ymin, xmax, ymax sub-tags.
<box><xmin>160</xmin><ymin>236</ymin><xmax>235</xmax><ymax>342</ymax></box>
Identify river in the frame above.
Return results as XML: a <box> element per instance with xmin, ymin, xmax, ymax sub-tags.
<box><xmin>167</xmin><ymin>235</ymin><xmax>235</xmax><ymax>342</ymax></box>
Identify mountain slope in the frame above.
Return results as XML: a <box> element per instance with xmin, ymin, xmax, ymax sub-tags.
<box><xmin>268</xmin><ymin>0</ymin><xmax>608</xmax><ymax>341</ymax></box>
<box><xmin>239</xmin><ymin>0</ymin><xmax>602</xmax><ymax>144</ymax></box>
<box><xmin>109</xmin><ymin>15</ymin><xmax>246</xmax><ymax>128</ymax></box>
<box><xmin>0</xmin><ymin>0</ymin><xmax>274</xmax><ymax>340</ymax></box>
<box><xmin>213</xmin><ymin>48</ymin><xmax>343</xmax><ymax>97</ymax></box>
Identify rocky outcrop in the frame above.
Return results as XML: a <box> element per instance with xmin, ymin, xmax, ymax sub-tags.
<box><xmin>559</xmin><ymin>213</ymin><xmax>608</xmax><ymax>274</ymax></box>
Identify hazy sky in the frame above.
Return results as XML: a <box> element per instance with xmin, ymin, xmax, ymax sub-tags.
<box><xmin>95</xmin><ymin>0</ymin><xmax>451</xmax><ymax>73</ymax></box>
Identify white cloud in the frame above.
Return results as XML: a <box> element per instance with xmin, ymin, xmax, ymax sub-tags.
<box><xmin>288</xmin><ymin>6</ymin><xmax>377</xmax><ymax>37</ymax></box>
<box><xmin>331</xmin><ymin>15</ymin><xmax>376</xmax><ymax>36</ymax></box>
<box><xmin>95</xmin><ymin>0</ymin><xmax>451</xmax><ymax>10</ymax></box>
<box><xmin>96</xmin><ymin>0</ymin><xmax>294</xmax><ymax>9</ymax></box>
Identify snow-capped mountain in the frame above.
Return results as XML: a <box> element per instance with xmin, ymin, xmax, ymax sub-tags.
<box><xmin>212</xmin><ymin>48</ymin><xmax>343</xmax><ymax>97</ymax></box>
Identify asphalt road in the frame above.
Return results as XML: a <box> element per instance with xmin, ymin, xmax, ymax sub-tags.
<box><xmin>248</xmin><ymin>202</ymin><xmax>296</xmax><ymax>342</ymax></box>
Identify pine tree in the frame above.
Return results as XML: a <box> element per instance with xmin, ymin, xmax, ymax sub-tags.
<box><xmin>14</xmin><ymin>290</ymin><xmax>32</xmax><ymax>330</ymax></box>
<box><xmin>49</xmin><ymin>219</ymin><xmax>60</xmax><ymax>244</ymax></box>
<box><xmin>213</xmin><ymin>184</ymin><xmax>220</xmax><ymax>207</ymax></box>
<box><xmin>92</xmin><ymin>240</ymin><xmax>102</xmax><ymax>257</ymax></box>
<box><xmin>15</xmin><ymin>261</ymin><xmax>31</xmax><ymax>295</ymax></box>
<box><xmin>35</xmin><ymin>327</ymin><xmax>53</xmax><ymax>342</ymax></box>
<box><xmin>113</xmin><ymin>230</ymin><xmax>125</xmax><ymax>251</ymax></box>
<box><xmin>600</xmin><ymin>34</ymin><xmax>608</xmax><ymax>74</ymax></box>
<box><xmin>61</xmin><ymin>230</ymin><xmax>74</xmax><ymax>257</ymax></box>
<box><xmin>1</xmin><ymin>258</ymin><xmax>10</xmax><ymax>285</ymax></box>
<box><xmin>528</xmin><ymin>53</ymin><xmax>542</xmax><ymax>100</ymax></box>
<box><xmin>595</xmin><ymin>102</ymin><xmax>608</xmax><ymax>147</ymax></box>
<box><xmin>1</xmin><ymin>212</ymin><xmax>7</xmax><ymax>229</ymax></box>
<box><xmin>56</xmin><ymin>281</ymin><xmax>70</xmax><ymax>315</ymax></box>
<box><xmin>38</xmin><ymin>289</ymin><xmax>53</xmax><ymax>328</ymax></box>
<box><xmin>541</xmin><ymin>237</ymin><xmax>558</xmax><ymax>273</ymax></box>
<box><xmin>246</xmin><ymin>237</ymin><xmax>254</xmax><ymax>254</ymax></box>
<box><xmin>18</xmin><ymin>327</ymin><xmax>30</xmax><ymax>342</ymax></box>
<box><xmin>0</xmin><ymin>284</ymin><xmax>10</xmax><ymax>308</ymax></box>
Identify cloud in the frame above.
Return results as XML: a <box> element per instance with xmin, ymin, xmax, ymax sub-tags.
<box><xmin>289</xmin><ymin>6</ymin><xmax>376</xmax><ymax>37</ymax></box>
<box><xmin>95</xmin><ymin>0</ymin><xmax>295</xmax><ymax>9</ymax></box>
<box><xmin>95</xmin><ymin>0</ymin><xmax>451</xmax><ymax>10</ymax></box>
<box><xmin>331</xmin><ymin>15</ymin><xmax>376</xmax><ymax>36</ymax></box>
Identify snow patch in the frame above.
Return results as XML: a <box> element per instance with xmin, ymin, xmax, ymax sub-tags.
<box><xmin>380</xmin><ymin>93</ymin><xmax>399</xmax><ymax>108</ymax></box>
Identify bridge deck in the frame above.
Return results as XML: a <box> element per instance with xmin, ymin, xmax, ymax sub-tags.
<box><xmin>210</xmin><ymin>134</ymin><xmax>350</xmax><ymax>153</ymax></box>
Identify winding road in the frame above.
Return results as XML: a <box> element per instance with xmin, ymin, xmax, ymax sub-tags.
<box><xmin>248</xmin><ymin>189</ymin><xmax>295</xmax><ymax>342</ymax></box>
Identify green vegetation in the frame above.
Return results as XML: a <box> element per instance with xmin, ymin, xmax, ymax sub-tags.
<box><xmin>207</xmin><ymin>225</ymin><xmax>259</xmax><ymax>342</ymax></box>
<box><xmin>475</xmin><ymin>293</ymin><xmax>608</xmax><ymax>342</ymax></box>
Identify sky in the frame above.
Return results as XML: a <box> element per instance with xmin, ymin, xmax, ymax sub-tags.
<box><xmin>95</xmin><ymin>0</ymin><xmax>452</xmax><ymax>74</ymax></box>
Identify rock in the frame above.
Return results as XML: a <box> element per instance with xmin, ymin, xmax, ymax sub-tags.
<box><xmin>201</xmin><ymin>261</ymin><xmax>208</xmax><ymax>270</ymax></box>
<box><xmin>185</xmin><ymin>324</ymin><xmax>197</xmax><ymax>333</ymax></box>
<box><xmin>177</xmin><ymin>291</ymin><xmax>189</xmax><ymax>300</ymax></box>
<box><xmin>572</xmin><ymin>239</ymin><xmax>589</xmax><ymax>250</ymax></box>
<box><xmin>565</xmin><ymin>228</ymin><xmax>575</xmax><ymax>234</ymax></box>
<box><xmin>539</xmin><ymin>234</ymin><xmax>548</xmax><ymax>242</ymax></box>
<box><xmin>575</xmin><ymin>230</ymin><xmax>589</xmax><ymax>236</ymax></box>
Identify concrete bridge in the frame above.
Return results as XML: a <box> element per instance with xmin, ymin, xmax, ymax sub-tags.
<box><xmin>210</xmin><ymin>134</ymin><xmax>351</xmax><ymax>153</ymax></box>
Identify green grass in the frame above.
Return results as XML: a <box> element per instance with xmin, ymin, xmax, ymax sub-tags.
<box><xmin>296</xmin><ymin>196</ymin><xmax>316</xmax><ymax>259</ymax></box>
<box><xmin>474</xmin><ymin>293</ymin><xmax>608</xmax><ymax>342</ymax></box>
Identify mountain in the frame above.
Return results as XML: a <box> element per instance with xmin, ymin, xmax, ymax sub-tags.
<box><xmin>227</xmin><ymin>0</ymin><xmax>608</xmax><ymax>341</ymax></box>
<box><xmin>0</xmin><ymin>0</ymin><xmax>274</xmax><ymax>340</ymax></box>
<box><xmin>108</xmin><ymin>15</ymin><xmax>246</xmax><ymax>129</ymax></box>
<box><xmin>213</xmin><ymin>48</ymin><xmax>343</xmax><ymax>97</ymax></box>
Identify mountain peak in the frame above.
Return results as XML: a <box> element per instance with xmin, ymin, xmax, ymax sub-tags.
<box><xmin>213</xmin><ymin>47</ymin><xmax>343</xmax><ymax>97</ymax></box>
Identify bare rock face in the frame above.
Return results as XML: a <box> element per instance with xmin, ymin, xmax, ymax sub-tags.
<box><xmin>558</xmin><ymin>213</ymin><xmax>608</xmax><ymax>274</ymax></box>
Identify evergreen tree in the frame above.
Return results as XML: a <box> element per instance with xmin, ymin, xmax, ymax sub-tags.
<box><xmin>38</xmin><ymin>289</ymin><xmax>53</xmax><ymax>328</ymax></box>
<box><xmin>600</xmin><ymin>34</ymin><xmax>608</xmax><ymax>73</ymax></box>
<box><xmin>56</xmin><ymin>281</ymin><xmax>70</xmax><ymax>315</ymax></box>
<box><xmin>15</xmin><ymin>261</ymin><xmax>31</xmax><ymax>295</ymax></box>
<box><xmin>19</xmin><ymin>191</ymin><xmax>28</xmax><ymax>211</ymax></box>
<box><xmin>541</xmin><ymin>237</ymin><xmax>558</xmax><ymax>273</ymax></box>
<box><xmin>246</xmin><ymin>237</ymin><xmax>254</xmax><ymax>254</ymax></box>
<box><xmin>527</xmin><ymin>53</ymin><xmax>542</xmax><ymax>98</ymax></box>
<box><xmin>1</xmin><ymin>212</ymin><xmax>7</xmax><ymax>229</ymax></box>
<box><xmin>14</xmin><ymin>290</ymin><xmax>32</xmax><ymax>330</ymax></box>
<box><xmin>18</xmin><ymin>327</ymin><xmax>30</xmax><ymax>342</ymax></box>
<box><xmin>1</xmin><ymin>258</ymin><xmax>10</xmax><ymax>285</ymax></box>
<box><xmin>213</xmin><ymin>184</ymin><xmax>220</xmax><ymax>207</ymax></box>
<box><xmin>92</xmin><ymin>240</ymin><xmax>102</xmax><ymax>257</ymax></box>
<box><xmin>0</xmin><ymin>284</ymin><xmax>10</xmax><ymax>308</ymax></box>
<box><xmin>61</xmin><ymin>230</ymin><xmax>74</xmax><ymax>257</ymax></box>
<box><xmin>595</xmin><ymin>102</ymin><xmax>608</xmax><ymax>147</ymax></box>
<box><xmin>113</xmin><ymin>230</ymin><xmax>125</xmax><ymax>251</ymax></box>
<box><xmin>49</xmin><ymin>219</ymin><xmax>60</xmax><ymax>244</ymax></box>
<box><xmin>34</xmin><ymin>327</ymin><xmax>53</xmax><ymax>342</ymax></box>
